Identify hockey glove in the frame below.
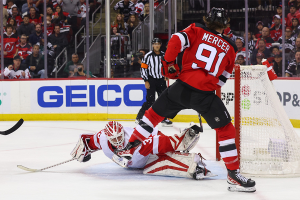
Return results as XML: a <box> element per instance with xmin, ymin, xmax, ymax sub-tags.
<box><xmin>161</xmin><ymin>57</ymin><xmax>180</xmax><ymax>79</ymax></box>
<box><xmin>70</xmin><ymin>134</ymin><xmax>94</xmax><ymax>162</ymax></box>
<box><xmin>262</xmin><ymin>59</ymin><xmax>277</xmax><ymax>81</ymax></box>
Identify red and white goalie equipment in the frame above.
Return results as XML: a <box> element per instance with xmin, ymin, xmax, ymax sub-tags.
<box><xmin>71</xmin><ymin>121</ymin><xmax>215</xmax><ymax>179</ymax></box>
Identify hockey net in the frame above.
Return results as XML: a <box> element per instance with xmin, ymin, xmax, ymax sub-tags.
<box><xmin>221</xmin><ymin>65</ymin><xmax>300</xmax><ymax>177</ymax></box>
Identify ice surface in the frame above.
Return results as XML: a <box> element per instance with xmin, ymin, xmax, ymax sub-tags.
<box><xmin>0</xmin><ymin>121</ymin><xmax>299</xmax><ymax>200</ymax></box>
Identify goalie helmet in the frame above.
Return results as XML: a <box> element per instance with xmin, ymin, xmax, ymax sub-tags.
<box><xmin>104</xmin><ymin>121</ymin><xmax>125</xmax><ymax>147</ymax></box>
<box><xmin>206</xmin><ymin>7</ymin><xmax>228</xmax><ymax>26</ymax></box>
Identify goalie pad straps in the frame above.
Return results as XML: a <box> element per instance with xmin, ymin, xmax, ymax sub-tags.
<box><xmin>215</xmin><ymin>123</ymin><xmax>239</xmax><ymax>170</ymax></box>
<box><xmin>129</xmin><ymin>108</ymin><xmax>165</xmax><ymax>143</ymax></box>
<box><xmin>143</xmin><ymin>152</ymin><xmax>199</xmax><ymax>178</ymax></box>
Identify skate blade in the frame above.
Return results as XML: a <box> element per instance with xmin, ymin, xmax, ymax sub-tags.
<box><xmin>161</xmin><ymin>124</ymin><xmax>173</xmax><ymax>127</ymax></box>
<box><xmin>195</xmin><ymin>173</ymin><xmax>218</xmax><ymax>180</ymax></box>
<box><xmin>112</xmin><ymin>154</ymin><xmax>129</xmax><ymax>168</ymax></box>
<box><xmin>227</xmin><ymin>184</ymin><xmax>256</xmax><ymax>193</ymax></box>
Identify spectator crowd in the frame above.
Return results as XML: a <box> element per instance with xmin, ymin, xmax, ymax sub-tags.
<box><xmin>1</xmin><ymin>0</ymin><xmax>101</xmax><ymax>79</ymax></box>
<box><xmin>109</xmin><ymin>0</ymin><xmax>164</xmax><ymax>77</ymax></box>
<box><xmin>226</xmin><ymin>0</ymin><xmax>300</xmax><ymax>77</ymax></box>
<box><xmin>2</xmin><ymin>0</ymin><xmax>300</xmax><ymax>78</ymax></box>
<box><xmin>111</xmin><ymin>0</ymin><xmax>300</xmax><ymax>78</ymax></box>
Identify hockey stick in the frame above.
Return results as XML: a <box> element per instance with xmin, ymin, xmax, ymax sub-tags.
<box><xmin>17</xmin><ymin>149</ymin><xmax>99</xmax><ymax>172</ymax></box>
<box><xmin>197</xmin><ymin>113</ymin><xmax>204</xmax><ymax>132</ymax></box>
<box><xmin>0</xmin><ymin>119</ymin><xmax>24</xmax><ymax>135</ymax></box>
<box><xmin>17</xmin><ymin>158</ymin><xmax>76</xmax><ymax>172</ymax></box>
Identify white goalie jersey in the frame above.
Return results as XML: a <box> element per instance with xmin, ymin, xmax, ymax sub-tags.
<box><xmin>87</xmin><ymin>125</ymin><xmax>210</xmax><ymax>179</ymax></box>
<box><xmin>90</xmin><ymin>126</ymin><xmax>158</xmax><ymax>168</ymax></box>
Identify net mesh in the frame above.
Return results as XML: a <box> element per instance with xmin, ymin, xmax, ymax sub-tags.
<box><xmin>224</xmin><ymin>65</ymin><xmax>300</xmax><ymax>176</ymax></box>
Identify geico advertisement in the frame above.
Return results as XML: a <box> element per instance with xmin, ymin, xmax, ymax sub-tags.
<box><xmin>221</xmin><ymin>79</ymin><xmax>300</xmax><ymax>120</ymax></box>
<box><xmin>31</xmin><ymin>80</ymin><xmax>146</xmax><ymax>114</ymax></box>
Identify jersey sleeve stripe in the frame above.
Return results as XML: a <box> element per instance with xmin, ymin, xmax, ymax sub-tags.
<box><xmin>153</xmin><ymin>135</ymin><xmax>160</xmax><ymax>154</ymax></box>
<box><xmin>222</xmin><ymin>70</ymin><xmax>231</xmax><ymax>78</ymax></box>
<box><xmin>218</xmin><ymin>70</ymin><xmax>231</xmax><ymax>86</ymax></box>
<box><xmin>218</xmin><ymin>76</ymin><xmax>227</xmax><ymax>86</ymax></box>
<box><xmin>173</xmin><ymin>32</ymin><xmax>189</xmax><ymax>52</ymax></box>
<box><xmin>93</xmin><ymin>133</ymin><xmax>101</xmax><ymax>149</ymax></box>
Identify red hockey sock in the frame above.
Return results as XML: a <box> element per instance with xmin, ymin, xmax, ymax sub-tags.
<box><xmin>215</xmin><ymin>123</ymin><xmax>239</xmax><ymax>170</ymax></box>
<box><xmin>144</xmin><ymin>108</ymin><xmax>165</xmax><ymax>127</ymax></box>
<box><xmin>129</xmin><ymin>108</ymin><xmax>165</xmax><ymax>143</ymax></box>
<box><xmin>129</xmin><ymin>128</ymin><xmax>147</xmax><ymax>142</ymax></box>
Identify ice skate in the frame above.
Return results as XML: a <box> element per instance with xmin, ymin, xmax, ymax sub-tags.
<box><xmin>193</xmin><ymin>165</ymin><xmax>217</xmax><ymax>180</ymax></box>
<box><xmin>227</xmin><ymin>169</ymin><xmax>256</xmax><ymax>192</ymax></box>
<box><xmin>161</xmin><ymin>119</ymin><xmax>173</xmax><ymax>127</ymax></box>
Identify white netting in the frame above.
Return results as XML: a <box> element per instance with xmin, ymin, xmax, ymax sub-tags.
<box><xmin>223</xmin><ymin>65</ymin><xmax>300</xmax><ymax>177</ymax></box>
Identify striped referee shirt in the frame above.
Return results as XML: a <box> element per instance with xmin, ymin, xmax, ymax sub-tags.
<box><xmin>141</xmin><ymin>51</ymin><xmax>164</xmax><ymax>81</ymax></box>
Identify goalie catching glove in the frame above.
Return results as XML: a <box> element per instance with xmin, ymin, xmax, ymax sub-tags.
<box><xmin>161</xmin><ymin>57</ymin><xmax>180</xmax><ymax>79</ymax></box>
<box><xmin>70</xmin><ymin>134</ymin><xmax>94</xmax><ymax>162</ymax></box>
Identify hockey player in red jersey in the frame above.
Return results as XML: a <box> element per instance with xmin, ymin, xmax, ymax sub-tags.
<box><xmin>114</xmin><ymin>8</ymin><xmax>256</xmax><ymax>192</ymax></box>
<box><xmin>71</xmin><ymin>121</ymin><xmax>216</xmax><ymax>180</ymax></box>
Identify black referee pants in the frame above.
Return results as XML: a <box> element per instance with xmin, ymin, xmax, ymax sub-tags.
<box><xmin>136</xmin><ymin>77</ymin><xmax>167</xmax><ymax>120</ymax></box>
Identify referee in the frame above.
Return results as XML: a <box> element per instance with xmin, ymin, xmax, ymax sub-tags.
<box><xmin>136</xmin><ymin>38</ymin><xmax>172</xmax><ymax>126</ymax></box>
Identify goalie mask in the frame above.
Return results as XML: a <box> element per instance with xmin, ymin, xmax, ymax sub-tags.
<box><xmin>104</xmin><ymin>121</ymin><xmax>125</xmax><ymax>148</ymax></box>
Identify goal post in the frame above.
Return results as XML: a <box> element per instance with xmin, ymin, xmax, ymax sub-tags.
<box><xmin>220</xmin><ymin>64</ymin><xmax>300</xmax><ymax>177</ymax></box>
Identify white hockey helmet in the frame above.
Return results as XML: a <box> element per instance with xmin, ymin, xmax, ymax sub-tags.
<box><xmin>104</xmin><ymin>121</ymin><xmax>125</xmax><ymax>147</ymax></box>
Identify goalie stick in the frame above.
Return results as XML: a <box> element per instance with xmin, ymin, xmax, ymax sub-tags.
<box><xmin>197</xmin><ymin>113</ymin><xmax>203</xmax><ymax>132</ymax></box>
<box><xmin>17</xmin><ymin>158</ymin><xmax>76</xmax><ymax>172</ymax></box>
<box><xmin>0</xmin><ymin>119</ymin><xmax>24</xmax><ymax>135</ymax></box>
<box><xmin>17</xmin><ymin>150</ymin><xmax>98</xmax><ymax>172</ymax></box>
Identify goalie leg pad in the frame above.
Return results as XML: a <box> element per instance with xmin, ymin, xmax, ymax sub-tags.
<box><xmin>169</xmin><ymin>122</ymin><xmax>201</xmax><ymax>152</ymax></box>
<box><xmin>143</xmin><ymin>152</ymin><xmax>214</xmax><ymax>179</ymax></box>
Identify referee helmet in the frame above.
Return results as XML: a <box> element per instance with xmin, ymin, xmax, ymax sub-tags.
<box><xmin>152</xmin><ymin>38</ymin><xmax>162</xmax><ymax>44</ymax></box>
